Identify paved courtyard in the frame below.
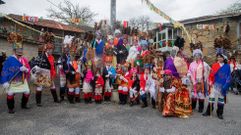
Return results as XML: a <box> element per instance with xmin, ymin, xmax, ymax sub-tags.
<box><xmin>0</xmin><ymin>91</ymin><xmax>241</xmax><ymax>135</ymax></box>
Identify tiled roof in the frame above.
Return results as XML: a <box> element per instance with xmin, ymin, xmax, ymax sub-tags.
<box><xmin>8</xmin><ymin>14</ymin><xmax>85</xmax><ymax>33</ymax></box>
<box><xmin>180</xmin><ymin>13</ymin><xmax>241</xmax><ymax>24</ymax></box>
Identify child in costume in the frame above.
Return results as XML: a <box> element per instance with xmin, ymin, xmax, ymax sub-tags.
<box><xmin>139</xmin><ymin>65</ymin><xmax>152</xmax><ymax>108</ymax></box>
<box><xmin>67</xmin><ymin>56</ymin><xmax>81</xmax><ymax>104</ymax></box>
<box><xmin>149</xmin><ymin>72</ymin><xmax>158</xmax><ymax>109</ymax></box>
<box><xmin>94</xmin><ymin>70</ymin><xmax>104</xmax><ymax>104</ymax></box>
<box><xmin>102</xmin><ymin>61</ymin><xmax>116</xmax><ymax>101</ymax></box>
<box><xmin>117</xmin><ymin>63</ymin><xmax>130</xmax><ymax>105</ymax></box>
<box><xmin>83</xmin><ymin>62</ymin><xmax>94</xmax><ymax>103</ymax></box>
<box><xmin>129</xmin><ymin>70</ymin><xmax>140</xmax><ymax>106</ymax></box>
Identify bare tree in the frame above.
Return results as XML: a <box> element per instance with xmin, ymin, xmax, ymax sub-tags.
<box><xmin>47</xmin><ymin>0</ymin><xmax>97</xmax><ymax>25</ymax></box>
<box><xmin>129</xmin><ymin>15</ymin><xmax>150</xmax><ymax>32</ymax></box>
<box><xmin>129</xmin><ymin>18</ymin><xmax>138</xmax><ymax>28</ymax></box>
<box><xmin>218</xmin><ymin>1</ymin><xmax>241</xmax><ymax>15</ymax></box>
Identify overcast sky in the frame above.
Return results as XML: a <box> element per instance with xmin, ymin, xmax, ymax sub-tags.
<box><xmin>0</xmin><ymin>0</ymin><xmax>238</xmax><ymax>23</ymax></box>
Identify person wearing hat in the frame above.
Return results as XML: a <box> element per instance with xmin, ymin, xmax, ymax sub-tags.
<box><xmin>139</xmin><ymin>64</ymin><xmax>152</xmax><ymax>108</ymax></box>
<box><xmin>159</xmin><ymin>69</ymin><xmax>176</xmax><ymax>117</ymax></box>
<box><xmin>203</xmin><ymin>51</ymin><xmax>231</xmax><ymax>119</ymax></box>
<box><xmin>57</xmin><ymin>56</ymin><xmax>67</xmax><ymax>102</ymax></box>
<box><xmin>228</xmin><ymin>56</ymin><xmax>237</xmax><ymax>73</ymax></box>
<box><xmin>82</xmin><ymin>62</ymin><xmax>94</xmax><ymax>103</ymax></box>
<box><xmin>1</xmin><ymin>34</ymin><xmax>30</xmax><ymax>113</ymax></box>
<box><xmin>92</xmin><ymin>30</ymin><xmax>105</xmax><ymax>59</ymax></box>
<box><xmin>117</xmin><ymin>63</ymin><xmax>131</xmax><ymax>105</ymax></box>
<box><xmin>66</xmin><ymin>55</ymin><xmax>81</xmax><ymax>104</ymax></box>
<box><xmin>94</xmin><ymin>69</ymin><xmax>104</xmax><ymax>104</ymax></box>
<box><xmin>114</xmin><ymin>29</ymin><xmax>128</xmax><ymax>64</ymax></box>
<box><xmin>187</xmin><ymin>49</ymin><xmax>210</xmax><ymax>113</ymax></box>
<box><xmin>57</xmin><ymin>44</ymin><xmax>71</xmax><ymax>102</ymax></box>
<box><xmin>33</xmin><ymin>42</ymin><xmax>60</xmax><ymax>106</ymax></box>
<box><xmin>163</xmin><ymin>47</ymin><xmax>180</xmax><ymax>78</ymax></box>
<box><xmin>102</xmin><ymin>61</ymin><xmax>116</xmax><ymax>101</ymax></box>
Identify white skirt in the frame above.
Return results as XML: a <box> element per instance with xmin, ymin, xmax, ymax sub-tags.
<box><xmin>83</xmin><ymin>82</ymin><xmax>92</xmax><ymax>93</ymax></box>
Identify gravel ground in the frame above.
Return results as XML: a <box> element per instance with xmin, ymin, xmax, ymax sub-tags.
<box><xmin>0</xmin><ymin>91</ymin><xmax>241</xmax><ymax>135</ymax></box>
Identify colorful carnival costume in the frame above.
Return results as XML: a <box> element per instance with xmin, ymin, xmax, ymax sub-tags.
<box><xmin>163</xmin><ymin>47</ymin><xmax>180</xmax><ymax>78</ymax></box>
<box><xmin>127</xmin><ymin>44</ymin><xmax>139</xmax><ymax>63</ymax></box>
<box><xmin>188</xmin><ymin>49</ymin><xmax>210</xmax><ymax>113</ymax></box>
<box><xmin>117</xmin><ymin>64</ymin><xmax>130</xmax><ymax>105</ymax></box>
<box><xmin>114</xmin><ymin>29</ymin><xmax>128</xmax><ymax>64</ymax></box>
<box><xmin>129</xmin><ymin>72</ymin><xmax>140</xmax><ymax>106</ymax></box>
<box><xmin>32</xmin><ymin>33</ymin><xmax>59</xmax><ymax>106</ymax></box>
<box><xmin>65</xmin><ymin>56</ymin><xmax>81</xmax><ymax>104</ymax></box>
<box><xmin>149</xmin><ymin>73</ymin><xmax>158</xmax><ymax>109</ymax></box>
<box><xmin>159</xmin><ymin>70</ymin><xmax>176</xmax><ymax>117</ymax></box>
<box><xmin>92</xmin><ymin>31</ymin><xmax>105</xmax><ymax>59</ymax></box>
<box><xmin>203</xmin><ymin>51</ymin><xmax>231</xmax><ymax>119</ymax></box>
<box><xmin>94</xmin><ymin>72</ymin><xmax>104</xmax><ymax>103</ymax></box>
<box><xmin>1</xmin><ymin>33</ymin><xmax>30</xmax><ymax>113</ymax></box>
<box><xmin>102</xmin><ymin>62</ymin><xmax>116</xmax><ymax>101</ymax></box>
<box><xmin>83</xmin><ymin>64</ymin><xmax>94</xmax><ymax>103</ymax></box>
<box><xmin>174</xmin><ymin>77</ymin><xmax>192</xmax><ymax>118</ymax></box>
<box><xmin>57</xmin><ymin>57</ymin><xmax>67</xmax><ymax>102</ymax></box>
<box><xmin>139</xmin><ymin>66</ymin><xmax>152</xmax><ymax>108</ymax></box>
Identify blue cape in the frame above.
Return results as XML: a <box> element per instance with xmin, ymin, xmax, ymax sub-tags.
<box><xmin>0</xmin><ymin>56</ymin><xmax>23</xmax><ymax>84</ymax></box>
<box><xmin>214</xmin><ymin>64</ymin><xmax>231</xmax><ymax>96</ymax></box>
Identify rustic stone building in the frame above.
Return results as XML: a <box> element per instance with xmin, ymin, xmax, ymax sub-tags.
<box><xmin>152</xmin><ymin>13</ymin><xmax>241</xmax><ymax>63</ymax></box>
<box><xmin>0</xmin><ymin>14</ymin><xmax>88</xmax><ymax>59</ymax></box>
<box><xmin>180</xmin><ymin>13</ymin><xmax>241</xmax><ymax>62</ymax></box>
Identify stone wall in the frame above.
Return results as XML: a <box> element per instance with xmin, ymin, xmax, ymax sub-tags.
<box><xmin>181</xmin><ymin>18</ymin><xmax>240</xmax><ymax>63</ymax></box>
<box><xmin>0</xmin><ymin>38</ymin><xmax>39</xmax><ymax>60</ymax></box>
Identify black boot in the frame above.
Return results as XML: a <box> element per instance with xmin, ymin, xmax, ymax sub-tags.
<box><xmin>68</xmin><ymin>94</ymin><xmax>75</xmax><ymax>104</ymax></box>
<box><xmin>151</xmin><ymin>98</ymin><xmax>156</xmax><ymax>109</ymax></box>
<box><xmin>84</xmin><ymin>98</ymin><xmax>89</xmax><ymax>104</ymax></box>
<box><xmin>89</xmin><ymin>97</ymin><xmax>92</xmax><ymax>103</ymax></box>
<box><xmin>21</xmin><ymin>94</ymin><xmax>30</xmax><ymax>109</ymax></box>
<box><xmin>203</xmin><ymin>103</ymin><xmax>214</xmax><ymax>116</ymax></box>
<box><xmin>36</xmin><ymin>91</ymin><xmax>42</xmax><ymax>107</ymax></box>
<box><xmin>198</xmin><ymin>99</ymin><xmax>204</xmax><ymax>113</ymax></box>
<box><xmin>75</xmin><ymin>96</ymin><xmax>80</xmax><ymax>103</ymax></box>
<box><xmin>123</xmin><ymin>95</ymin><xmax>127</xmax><ymax>105</ymax></box>
<box><xmin>191</xmin><ymin>98</ymin><xmax>197</xmax><ymax>110</ymax></box>
<box><xmin>136</xmin><ymin>98</ymin><xmax>140</xmax><ymax>105</ymax></box>
<box><xmin>217</xmin><ymin>104</ymin><xmax>224</xmax><ymax>119</ymax></box>
<box><xmin>141</xmin><ymin>95</ymin><xmax>148</xmax><ymax>108</ymax></box>
<box><xmin>130</xmin><ymin>101</ymin><xmax>134</xmax><ymax>106</ymax></box>
<box><xmin>7</xmin><ymin>97</ymin><xmax>15</xmax><ymax>114</ymax></box>
<box><xmin>51</xmin><ymin>89</ymin><xmax>60</xmax><ymax>103</ymax></box>
<box><xmin>119</xmin><ymin>93</ymin><xmax>123</xmax><ymax>104</ymax></box>
<box><xmin>106</xmin><ymin>96</ymin><xmax>110</xmax><ymax>101</ymax></box>
<box><xmin>59</xmin><ymin>87</ymin><xmax>65</xmax><ymax>102</ymax></box>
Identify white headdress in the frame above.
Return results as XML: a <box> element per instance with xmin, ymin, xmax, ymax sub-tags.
<box><xmin>192</xmin><ymin>49</ymin><xmax>203</xmax><ymax>57</ymax></box>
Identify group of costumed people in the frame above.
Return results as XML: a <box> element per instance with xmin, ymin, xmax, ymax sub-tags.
<box><xmin>0</xmin><ymin>30</ymin><xmax>232</xmax><ymax>120</ymax></box>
